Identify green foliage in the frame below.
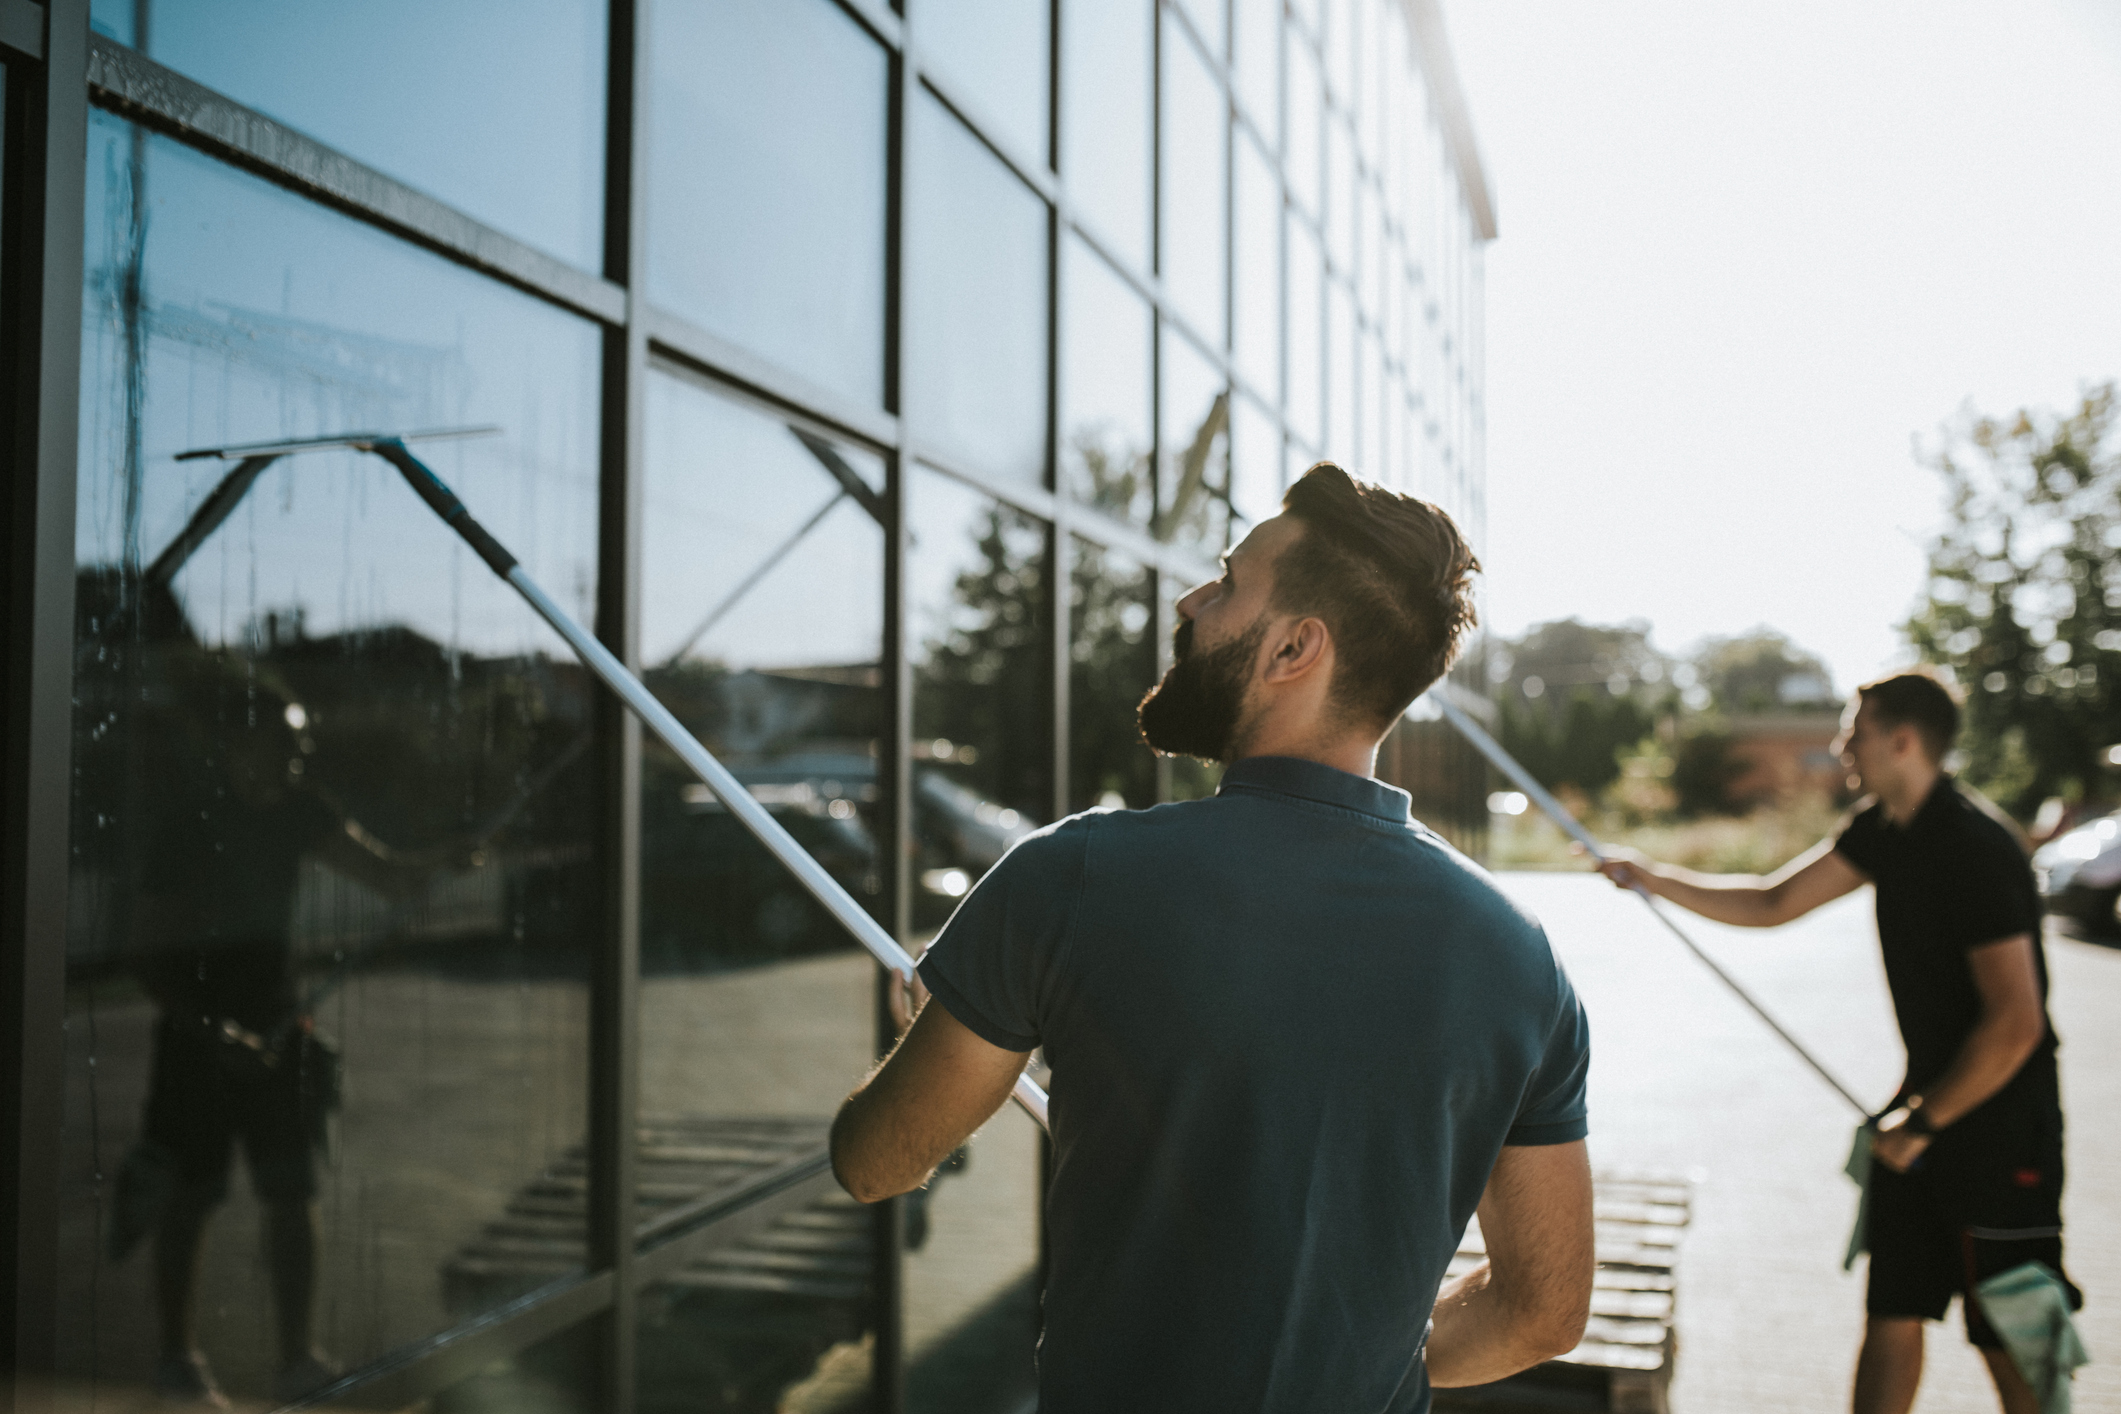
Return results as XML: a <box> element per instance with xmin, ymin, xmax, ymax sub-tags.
<box><xmin>1496</xmin><ymin>689</ymin><xmax>1652</xmax><ymax>796</ymax></box>
<box><xmin>1692</xmin><ymin>630</ymin><xmax>1834</xmax><ymax>714</ymax></box>
<box><xmin>1669</xmin><ymin>722</ymin><xmax>1740</xmax><ymax>817</ymax></box>
<box><xmin>1904</xmin><ymin>383</ymin><xmax>2121</xmax><ymax>817</ymax></box>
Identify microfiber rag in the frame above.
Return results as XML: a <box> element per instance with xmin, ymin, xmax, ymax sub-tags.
<box><xmin>1976</xmin><ymin>1260</ymin><xmax>2089</xmax><ymax>1414</ymax></box>
<box><xmin>1843</xmin><ymin>1120</ymin><xmax>1875</xmax><ymax>1271</ymax></box>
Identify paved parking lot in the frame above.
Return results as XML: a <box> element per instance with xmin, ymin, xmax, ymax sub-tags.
<box><xmin>1501</xmin><ymin>872</ymin><xmax>2120</xmax><ymax>1414</ymax></box>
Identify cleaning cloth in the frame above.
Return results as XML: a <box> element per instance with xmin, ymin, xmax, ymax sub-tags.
<box><xmin>1975</xmin><ymin>1260</ymin><xmax>2089</xmax><ymax>1414</ymax></box>
<box><xmin>1843</xmin><ymin>1120</ymin><xmax>1875</xmax><ymax>1271</ymax></box>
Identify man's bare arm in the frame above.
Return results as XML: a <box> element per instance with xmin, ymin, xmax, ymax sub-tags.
<box><xmin>1873</xmin><ymin>933</ymin><xmax>2046</xmax><ymax>1173</ymax></box>
<box><xmin>830</xmin><ymin>997</ymin><xmax>1031</xmax><ymax>1203</ymax></box>
<box><xmin>1597</xmin><ymin>838</ymin><xmax>1866</xmax><ymax>928</ymax></box>
<box><xmin>1427</xmin><ymin>1140</ymin><xmax>1594</xmax><ymax>1388</ymax></box>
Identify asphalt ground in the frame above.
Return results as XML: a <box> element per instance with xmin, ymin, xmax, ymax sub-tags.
<box><xmin>1499</xmin><ymin>871</ymin><xmax>2120</xmax><ymax>1414</ymax></box>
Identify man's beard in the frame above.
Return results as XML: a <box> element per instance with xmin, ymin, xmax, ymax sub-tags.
<box><xmin>1137</xmin><ymin>616</ymin><xmax>1266</xmax><ymax>763</ymax></box>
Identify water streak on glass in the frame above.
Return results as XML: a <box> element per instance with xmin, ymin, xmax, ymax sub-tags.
<box><xmin>903</xmin><ymin>468</ymin><xmax>1047</xmax><ymax>1410</ymax></box>
<box><xmin>907</xmin><ymin>94</ymin><xmax>1049</xmax><ymax>488</ymax></box>
<box><xmin>1061</xmin><ymin>0</ymin><xmax>1154</xmax><ymax>271</ymax></box>
<box><xmin>649</xmin><ymin>0</ymin><xmax>888</xmax><ymax>410</ymax></box>
<box><xmin>66</xmin><ymin>114</ymin><xmax>597</xmax><ymax>1403</ymax></box>
<box><xmin>1060</xmin><ymin>234</ymin><xmax>1153</xmax><ymax>524</ymax></box>
<box><xmin>1159</xmin><ymin>11</ymin><xmax>1229</xmax><ymax>350</ymax></box>
<box><xmin>917</xmin><ymin>0</ymin><xmax>1051</xmax><ymax>171</ymax></box>
<box><xmin>91</xmin><ymin>0</ymin><xmax>606</xmax><ymax>269</ymax></box>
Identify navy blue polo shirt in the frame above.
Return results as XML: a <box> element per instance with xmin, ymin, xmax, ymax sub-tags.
<box><xmin>919</xmin><ymin>755</ymin><xmax>1591</xmax><ymax>1414</ymax></box>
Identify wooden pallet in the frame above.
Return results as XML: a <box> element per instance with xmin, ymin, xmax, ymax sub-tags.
<box><xmin>1433</xmin><ymin>1171</ymin><xmax>1691</xmax><ymax>1414</ymax></box>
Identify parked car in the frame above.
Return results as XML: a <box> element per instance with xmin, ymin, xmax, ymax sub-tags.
<box><xmin>2032</xmin><ymin>810</ymin><xmax>2121</xmax><ymax>936</ymax></box>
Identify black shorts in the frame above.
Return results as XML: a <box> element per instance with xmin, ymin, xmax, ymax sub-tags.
<box><xmin>141</xmin><ymin>1015</ymin><xmax>318</xmax><ymax>1205</ymax></box>
<box><xmin>1865</xmin><ymin>1150</ymin><xmax>2078</xmax><ymax>1347</ymax></box>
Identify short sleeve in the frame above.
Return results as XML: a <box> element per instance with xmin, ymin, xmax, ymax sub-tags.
<box><xmin>1834</xmin><ymin>804</ymin><xmax>1881</xmax><ymax>878</ymax></box>
<box><xmin>1507</xmin><ymin>965</ymin><xmax>1591</xmax><ymax>1146</ymax></box>
<box><xmin>1935</xmin><ymin>832</ymin><xmax>2040</xmax><ymax>951</ymax></box>
<box><xmin>916</xmin><ymin>822</ymin><xmax>1087</xmax><ymax>1053</ymax></box>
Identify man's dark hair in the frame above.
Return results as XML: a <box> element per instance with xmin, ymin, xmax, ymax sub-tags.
<box><xmin>1272</xmin><ymin>463</ymin><xmax>1480</xmax><ymax>730</ymax></box>
<box><xmin>1856</xmin><ymin>670</ymin><xmax>1959</xmax><ymax>763</ymax></box>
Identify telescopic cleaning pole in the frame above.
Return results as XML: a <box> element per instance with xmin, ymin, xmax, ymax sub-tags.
<box><xmin>175</xmin><ymin>430</ymin><xmax>1053</xmax><ymax>1132</ymax></box>
<box><xmin>1428</xmin><ymin>692</ymin><xmax>1869</xmax><ymax>1117</ymax></box>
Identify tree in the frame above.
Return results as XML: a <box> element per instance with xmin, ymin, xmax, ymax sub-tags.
<box><xmin>1904</xmin><ymin>384</ymin><xmax>2121</xmax><ymax>817</ymax></box>
<box><xmin>1691</xmin><ymin>630</ymin><xmax>1834</xmax><ymax>715</ymax></box>
<box><xmin>1492</xmin><ymin>619</ymin><xmax>1666</xmax><ymax>794</ymax></box>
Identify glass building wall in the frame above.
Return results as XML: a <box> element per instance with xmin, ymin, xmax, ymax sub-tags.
<box><xmin>10</xmin><ymin>0</ymin><xmax>1496</xmax><ymax>1408</ymax></box>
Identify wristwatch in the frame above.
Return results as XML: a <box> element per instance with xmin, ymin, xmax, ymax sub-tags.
<box><xmin>1902</xmin><ymin>1098</ymin><xmax>1939</xmax><ymax>1137</ymax></box>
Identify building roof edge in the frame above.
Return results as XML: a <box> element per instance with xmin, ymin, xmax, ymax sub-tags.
<box><xmin>1402</xmin><ymin>0</ymin><xmax>1497</xmax><ymax>241</ymax></box>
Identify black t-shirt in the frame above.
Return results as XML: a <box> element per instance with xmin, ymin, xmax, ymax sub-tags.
<box><xmin>1834</xmin><ymin>777</ymin><xmax>2058</xmax><ymax>1155</ymax></box>
<box><xmin>920</xmin><ymin>757</ymin><xmax>1590</xmax><ymax>1414</ymax></box>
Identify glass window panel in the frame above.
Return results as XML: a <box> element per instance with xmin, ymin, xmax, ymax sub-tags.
<box><xmin>1157</xmin><ymin>327</ymin><xmax>1229</xmax><ymax>556</ymax></box>
<box><xmin>649</xmin><ymin>0</ymin><xmax>887</xmax><ymax>410</ymax></box>
<box><xmin>904</xmin><ymin>468</ymin><xmax>1047</xmax><ymax>1411</ymax></box>
<box><xmin>908</xmin><ymin>94</ymin><xmax>1050</xmax><ymax>487</ymax></box>
<box><xmin>1359</xmin><ymin>0</ymin><xmax>1386</xmax><ymax>163</ymax></box>
<box><xmin>1285</xmin><ymin>33</ymin><xmax>1321</xmax><ymax>218</ymax></box>
<box><xmin>1175</xmin><ymin>0</ymin><xmax>1227</xmax><ymax>59</ymax></box>
<box><xmin>422</xmin><ymin>1320</ymin><xmax>598</xmax><ymax>1413</ymax></box>
<box><xmin>1362</xmin><ymin>329</ymin><xmax>1385</xmax><ymax>481</ymax></box>
<box><xmin>1228</xmin><ymin>391</ymin><xmax>1282</xmax><ymax>529</ymax></box>
<box><xmin>96</xmin><ymin>0</ymin><xmax>604</xmax><ymax>269</ymax></box>
<box><xmin>1353</xmin><ymin>176</ymin><xmax>1376</xmax><ymax>313</ymax></box>
<box><xmin>1060</xmin><ymin>235</ymin><xmax>1154</xmax><ymax>523</ymax></box>
<box><xmin>1325</xmin><ymin>114</ymin><xmax>1354</xmax><ymax>275</ymax></box>
<box><xmin>1061</xmin><ymin>0</ymin><xmax>1154</xmax><ymax>270</ymax></box>
<box><xmin>1326</xmin><ymin>277</ymin><xmax>1355</xmax><ymax>463</ymax></box>
<box><xmin>1231</xmin><ymin>130</ymin><xmax>1282</xmax><ymax>410</ymax></box>
<box><xmin>65</xmin><ymin>115</ymin><xmax>598</xmax><ymax>1401</ymax></box>
<box><xmin>1285</xmin><ymin>216</ymin><xmax>1323</xmax><ymax>449</ymax></box>
<box><xmin>636</xmin><ymin>366</ymin><xmax>885</xmax><ymax>1314</ymax></box>
<box><xmin>1070</xmin><ymin>538</ymin><xmax>1157</xmax><ymax>813</ymax></box>
<box><xmin>1159</xmin><ymin>15</ymin><xmax>1229</xmax><ymax>350</ymax></box>
<box><xmin>919</xmin><ymin>0</ymin><xmax>1051</xmax><ymax>168</ymax></box>
<box><xmin>637</xmin><ymin>1188</ymin><xmax>878</xmax><ymax>1412</ymax></box>
<box><xmin>1323</xmin><ymin>0</ymin><xmax>1353</xmax><ymax>108</ymax></box>
<box><xmin>1233</xmin><ymin>0</ymin><xmax>1279</xmax><ymax>154</ymax></box>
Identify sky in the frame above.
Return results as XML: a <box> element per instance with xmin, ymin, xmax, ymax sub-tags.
<box><xmin>1439</xmin><ymin>0</ymin><xmax>2121</xmax><ymax>694</ymax></box>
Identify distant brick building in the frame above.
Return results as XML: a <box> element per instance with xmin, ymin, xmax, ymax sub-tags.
<box><xmin>1722</xmin><ymin>712</ymin><xmax>1850</xmax><ymax>810</ymax></box>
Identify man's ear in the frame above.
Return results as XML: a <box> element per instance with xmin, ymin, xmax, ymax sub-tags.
<box><xmin>1261</xmin><ymin>616</ymin><xmax>1331</xmax><ymax>685</ymax></box>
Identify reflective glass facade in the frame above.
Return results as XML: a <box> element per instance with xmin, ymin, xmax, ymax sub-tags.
<box><xmin>2</xmin><ymin>0</ymin><xmax>1494</xmax><ymax>1407</ymax></box>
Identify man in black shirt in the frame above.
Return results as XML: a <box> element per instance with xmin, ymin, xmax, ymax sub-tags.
<box><xmin>1599</xmin><ymin>671</ymin><xmax>2072</xmax><ymax>1414</ymax></box>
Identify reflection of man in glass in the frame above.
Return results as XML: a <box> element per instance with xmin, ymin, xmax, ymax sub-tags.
<box><xmin>97</xmin><ymin>583</ymin><xmax>435</xmax><ymax>1407</ymax></box>
<box><xmin>835</xmin><ymin>466</ymin><xmax>1599</xmax><ymax>1411</ymax></box>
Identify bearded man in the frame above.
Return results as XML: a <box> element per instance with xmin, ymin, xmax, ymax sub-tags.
<box><xmin>832</xmin><ymin>465</ymin><xmax>1596</xmax><ymax>1413</ymax></box>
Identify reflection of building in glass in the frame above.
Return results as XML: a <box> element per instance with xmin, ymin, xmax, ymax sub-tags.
<box><xmin>5</xmin><ymin>0</ymin><xmax>1494</xmax><ymax>1407</ymax></box>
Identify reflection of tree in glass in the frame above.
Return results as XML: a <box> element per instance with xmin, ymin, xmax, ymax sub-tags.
<box><xmin>1155</xmin><ymin>390</ymin><xmax>1231</xmax><ymax>552</ymax></box>
<box><xmin>1071</xmin><ymin>537</ymin><xmax>1156</xmax><ymax>811</ymax></box>
<box><xmin>915</xmin><ymin>505</ymin><xmax>1051</xmax><ymax>824</ymax></box>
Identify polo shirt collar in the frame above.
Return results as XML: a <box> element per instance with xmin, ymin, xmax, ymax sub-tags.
<box><xmin>1217</xmin><ymin>755</ymin><xmax>1412</xmax><ymax>823</ymax></box>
